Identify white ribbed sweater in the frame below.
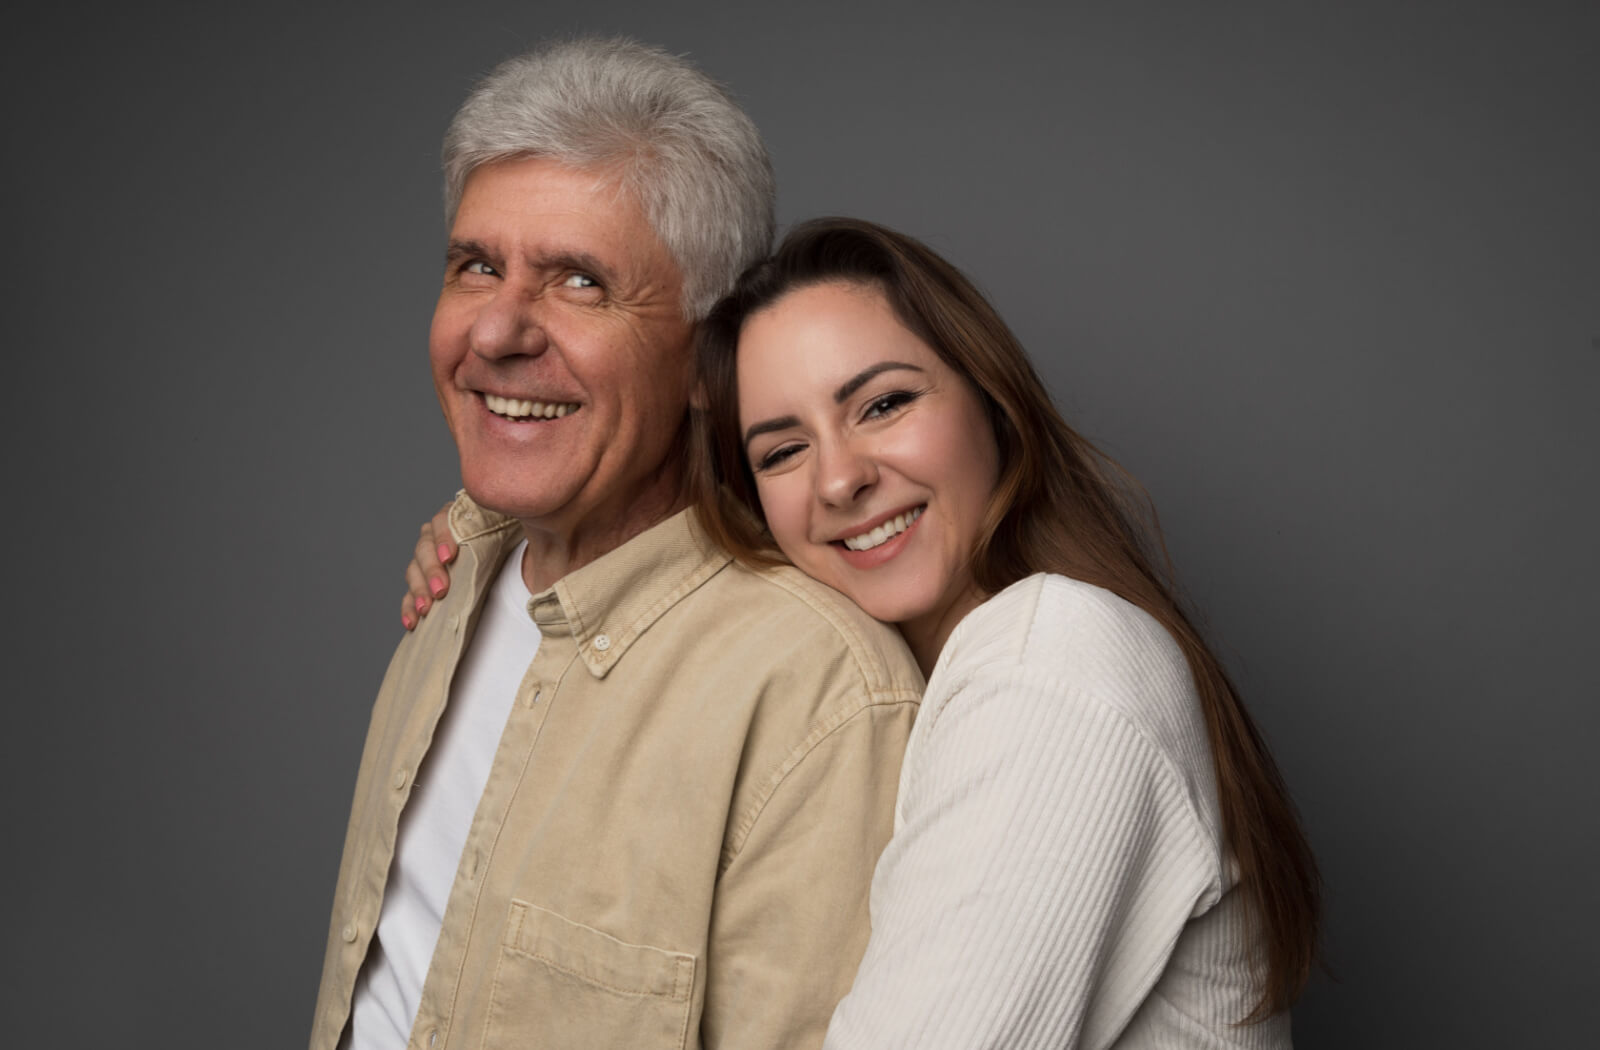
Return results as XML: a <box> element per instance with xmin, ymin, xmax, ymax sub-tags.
<box><xmin>823</xmin><ymin>574</ymin><xmax>1291</xmax><ymax>1049</ymax></box>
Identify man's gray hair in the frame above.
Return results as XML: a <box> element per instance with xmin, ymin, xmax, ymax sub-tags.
<box><xmin>443</xmin><ymin>38</ymin><xmax>776</xmax><ymax>321</ymax></box>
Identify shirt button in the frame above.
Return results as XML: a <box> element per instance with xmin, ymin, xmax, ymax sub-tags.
<box><xmin>392</xmin><ymin>769</ymin><xmax>408</xmax><ymax>790</ymax></box>
<box><xmin>428</xmin><ymin>1031</ymin><xmax>439</xmax><ymax>1047</ymax></box>
<box><xmin>592</xmin><ymin>633</ymin><xmax>612</xmax><ymax>652</ymax></box>
<box><xmin>341</xmin><ymin>922</ymin><xmax>358</xmax><ymax>943</ymax></box>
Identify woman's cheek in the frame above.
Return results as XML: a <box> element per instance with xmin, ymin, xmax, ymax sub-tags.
<box><xmin>762</xmin><ymin>477</ymin><xmax>814</xmax><ymax>558</ymax></box>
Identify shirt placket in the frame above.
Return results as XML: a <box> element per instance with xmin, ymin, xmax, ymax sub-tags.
<box><xmin>409</xmin><ymin>590</ymin><xmax>580</xmax><ymax>1050</ymax></box>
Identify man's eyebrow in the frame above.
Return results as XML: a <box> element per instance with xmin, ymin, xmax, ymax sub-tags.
<box><xmin>442</xmin><ymin>243</ymin><xmax>617</xmax><ymax>285</ymax></box>
<box><xmin>834</xmin><ymin>361</ymin><xmax>925</xmax><ymax>403</ymax></box>
<box><xmin>530</xmin><ymin>249</ymin><xmax>617</xmax><ymax>284</ymax></box>
<box><xmin>444</xmin><ymin>239</ymin><xmax>492</xmax><ymax>265</ymax></box>
<box><xmin>743</xmin><ymin>415</ymin><xmax>802</xmax><ymax>451</ymax></box>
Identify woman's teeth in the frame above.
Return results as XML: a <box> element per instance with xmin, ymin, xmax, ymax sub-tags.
<box><xmin>484</xmin><ymin>394</ymin><xmax>576</xmax><ymax>419</ymax></box>
<box><xmin>842</xmin><ymin>507</ymin><xmax>923</xmax><ymax>552</ymax></box>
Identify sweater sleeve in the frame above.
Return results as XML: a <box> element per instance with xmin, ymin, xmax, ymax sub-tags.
<box><xmin>821</xmin><ymin>663</ymin><xmax>1221</xmax><ymax>1050</ymax></box>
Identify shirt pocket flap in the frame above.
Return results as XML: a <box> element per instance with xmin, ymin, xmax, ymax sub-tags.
<box><xmin>503</xmin><ymin>899</ymin><xmax>695</xmax><ymax>1002</ymax></box>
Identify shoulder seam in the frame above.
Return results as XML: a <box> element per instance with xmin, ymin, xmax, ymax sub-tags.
<box><xmin>739</xmin><ymin>565</ymin><xmax>911</xmax><ymax>694</ymax></box>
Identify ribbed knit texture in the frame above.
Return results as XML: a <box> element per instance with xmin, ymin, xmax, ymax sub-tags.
<box><xmin>823</xmin><ymin>574</ymin><xmax>1291</xmax><ymax>1049</ymax></box>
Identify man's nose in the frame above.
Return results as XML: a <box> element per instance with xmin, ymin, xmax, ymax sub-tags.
<box><xmin>469</xmin><ymin>288</ymin><xmax>550</xmax><ymax>360</ymax></box>
<box><xmin>816</xmin><ymin>439</ymin><xmax>878</xmax><ymax>508</ymax></box>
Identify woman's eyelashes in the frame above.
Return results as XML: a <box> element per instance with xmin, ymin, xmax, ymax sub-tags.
<box><xmin>862</xmin><ymin>389</ymin><xmax>920</xmax><ymax>421</ymax></box>
<box><xmin>750</xmin><ymin>389</ymin><xmax>926</xmax><ymax>473</ymax></box>
<box><xmin>754</xmin><ymin>442</ymin><xmax>805</xmax><ymax>472</ymax></box>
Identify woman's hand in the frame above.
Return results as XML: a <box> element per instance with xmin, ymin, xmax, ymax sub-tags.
<box><xmin>400</xmin><ymin>503</ymin><xmax>458</xmax><ymax>630</ymax></box>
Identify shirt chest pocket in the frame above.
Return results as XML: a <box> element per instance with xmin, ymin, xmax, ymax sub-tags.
<box><xmin>482</xmin><ymin>899</ymin><xmax>697</xmax><ymax>1050</ymax></box>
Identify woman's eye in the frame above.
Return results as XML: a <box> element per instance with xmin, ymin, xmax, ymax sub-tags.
<box><xmin>755</xmin><ymin>444</ymin><xmax>803</xmax><ymax>471</ymax></box>
<box><xmin>864</xmin><ymin>391</ymin><xmax>916</xmax><ymax>419</ymax></box>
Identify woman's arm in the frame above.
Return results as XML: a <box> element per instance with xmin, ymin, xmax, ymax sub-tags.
<box><xmin>824</xmin><ymin>663</ymin><xmax>1222</xmax><ymax>1050</ymax></box>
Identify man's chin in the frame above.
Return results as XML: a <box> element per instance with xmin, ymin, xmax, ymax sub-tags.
<box><xmin>457</xmin><ymin>448</ymin><xmax>689</xmax><ymax>547</ymax></box>
<box><xmin>457</xmin><ymin>475</ymin><xmax>575</xmax><ymax>527</ymax></box>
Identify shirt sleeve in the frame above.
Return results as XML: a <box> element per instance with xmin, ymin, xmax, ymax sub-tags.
<box><xmin>699</xmin><ymin>697</ymin><xmax>921</xmax><ymax>1050</ymax></box>
<box><xmin>823</xmin><ymin>664</ymin><xmax>1221</xmax><ymax>1050</ymax></box>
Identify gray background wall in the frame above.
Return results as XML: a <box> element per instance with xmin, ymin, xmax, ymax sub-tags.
<box><xmin>4</xmin><ymin>1</ymin><xmax>1595</xmax><ymax>1045</ymax></box>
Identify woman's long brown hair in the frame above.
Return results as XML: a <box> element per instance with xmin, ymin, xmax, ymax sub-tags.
<box><xmin>689</xmin><ymin>217</ymin><xmax>1319</xmax><ymax>1020</ymax></box>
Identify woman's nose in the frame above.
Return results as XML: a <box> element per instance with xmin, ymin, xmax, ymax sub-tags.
<box><xmin>816</xmin><ymin>440</ymin><xmax>878</xmax><ymax>507</ymax></box>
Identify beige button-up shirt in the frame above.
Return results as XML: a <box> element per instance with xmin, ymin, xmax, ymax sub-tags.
<box><xmin>311</xmin><ymin>499</ymin><xmax>922</xmax><ymax>1050</ymax></box>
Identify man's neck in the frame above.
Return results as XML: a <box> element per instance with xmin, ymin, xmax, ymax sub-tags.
<box><xmin>516</xmin><ymin>477</ymin><xmax>688</xmax><ymax>594</ymax></box>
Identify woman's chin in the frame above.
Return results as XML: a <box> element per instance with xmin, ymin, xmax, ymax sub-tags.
<box><xmin>841</xmin><ymin>582</ymin><xmax>943</xmax><ymax>631</ymax></box>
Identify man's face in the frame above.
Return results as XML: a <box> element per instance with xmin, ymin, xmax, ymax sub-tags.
<box><xmin>430</xmin><ymin>156</ymin><xmax>696</xmax><ymax>544</ymax></box>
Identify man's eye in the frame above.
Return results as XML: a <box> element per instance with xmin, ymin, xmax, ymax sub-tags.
<box><xmin>464</xmin><ymin>260</ymin><xmax>499</xmax><ymax>276</ymax></box>
<box><xmin>564</xmin><ymin>273</ymin><xmax>599</xmax><ymax>289</ymax></box>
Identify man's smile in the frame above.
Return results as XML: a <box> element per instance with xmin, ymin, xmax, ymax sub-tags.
<box><xmin>481</xmin><ymin>393</ymin><xmax>580</xmax><ymax>420</ymax></box>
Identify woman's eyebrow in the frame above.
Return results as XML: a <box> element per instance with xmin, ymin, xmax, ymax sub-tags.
<box><xmin>744</xmin><ymin>415</ymin><xmax>801</xmax><ymax>450</ymax></box>
<box><xmin>834</xmin><ymin>361</ymin><xmax>924</xmax><ymax>402</ymax></box>
<box><xmin>743</xmin><ymin>363</ymin><xmax>927</xmax><ymax>451</ymax></box>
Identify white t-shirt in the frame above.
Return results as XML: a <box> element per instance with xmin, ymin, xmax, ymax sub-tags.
<box><xmin>345</xmin><ymin>541</ymin><xmax>538</xmax><ymax>1049</ymax></box>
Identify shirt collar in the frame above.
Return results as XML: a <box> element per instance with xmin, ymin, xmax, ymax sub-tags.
<box><xmin>448</xmin><ymin>493</ymin><xmax>731</xmax><ymax>679</ymax></box>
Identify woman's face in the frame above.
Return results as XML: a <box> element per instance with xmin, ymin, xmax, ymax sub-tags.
<box><xmin>737</xmin><ymin>281</ymin><xmax>1000</xmax><ymax>658</ymax></box>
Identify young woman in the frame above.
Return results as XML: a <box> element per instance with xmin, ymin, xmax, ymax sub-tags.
<box><xmin>403</xmin><ymin>218</ymin><xmax>1320</xmax><ymax>1047</ymax></box>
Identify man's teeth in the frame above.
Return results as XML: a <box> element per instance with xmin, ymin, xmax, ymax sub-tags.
<box><xmin>484</xmin><ymin>394</ymin><xmax>577</xmax><ymax>419</ymax></box>
<box><xmin>842</xmin><ymin>507</ymin><xmax>923</xmax><ymax>552</ymax></box>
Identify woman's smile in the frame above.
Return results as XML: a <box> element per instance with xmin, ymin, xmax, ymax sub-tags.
<box><xmin>736</xmin><ymin>281</ymin><xmax>999</xmax><ymax>662</ymax></box>
<box><xmin>836</xmin><ymin>505</ymin><xmax>924</xmax><ymax>552</ymax></box>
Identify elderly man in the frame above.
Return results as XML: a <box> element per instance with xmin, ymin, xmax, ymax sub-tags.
<box><xmin>310</xmin><ymin>40</ymin><xmax>922</xmax><ymax>1050</ymax></box>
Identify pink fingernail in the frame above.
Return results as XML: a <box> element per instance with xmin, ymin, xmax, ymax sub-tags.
<box><xmin>430</xmin><ymin>577</ymin><xmax>446</xmax><ymax>598</ymax></box>
<box><xmin>437</xmin><ymin>544</ymin><xmax>453</xmax><ymax>563</ymax></box>
<box><xmin>415</xmin><ymin>596</ymin><xmax>427</xmax><ymax>613</ymax></box>
<box><xmin>402</xmin><ymin>614</ymin><xmax>415</xmax><ymax>630</ymax></box>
